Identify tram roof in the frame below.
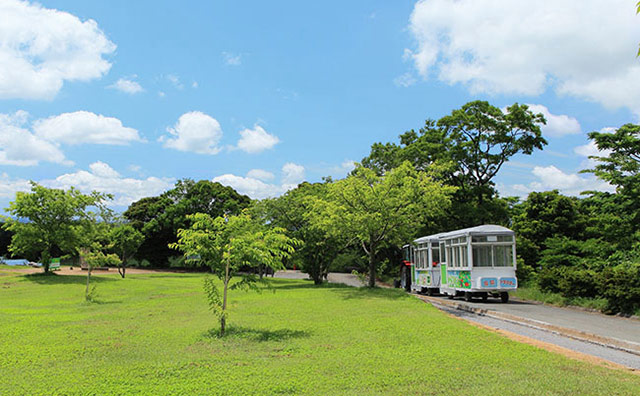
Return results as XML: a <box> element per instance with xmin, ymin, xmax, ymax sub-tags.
<box><xmin>413</xmin><ymin>233</ymin><xmax>446</xmax><ymax>244</ymax></box>
<box><xmin>439</xmin><ymin>224</ymin><xmax>514</xmax><ymax>239</ymax></box>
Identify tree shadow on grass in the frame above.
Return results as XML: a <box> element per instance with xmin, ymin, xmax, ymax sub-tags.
<box><xmin>19</xmin><ymin>272</ymin><xmax>117</xmax><ymax>285</ymax></box>
<box><xmin>203</xmin><ymin>325</ymin><xmax>311</xmax><ymax>342</ymax></box>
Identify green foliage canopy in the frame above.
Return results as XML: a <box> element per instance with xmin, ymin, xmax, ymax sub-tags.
<box><xmin>2</xmin><ymin>182</ymin><xmax>110</xmax><ymax>272</ymax></box>
<box><xmin>307</xmin><ymin>162</ymin><xmax>454</xmax><ymax>287</ymax></box>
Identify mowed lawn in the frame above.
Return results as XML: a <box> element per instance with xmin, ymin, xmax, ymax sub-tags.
<box><xmin>0</xmin><ymin>268</ymin><xmax>638</xmax><ymax>395</ymax></box>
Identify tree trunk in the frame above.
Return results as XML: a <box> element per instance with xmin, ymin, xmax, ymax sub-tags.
<box><xmin>85</xmin><ymin>267</ymin><xmax>92</xmax><ymax>301</ymax></box>
<box><xmin>368</xmin><ymin>250</ymin><xmax>376</xmax><ymax>288</ymax></box>
<box><xmin>119</xmin><ymin>252</ymin><xmax>126</xmax><ymax>279</ymax></box>
<box><xmin>220</xmin><ymin>258</ymin><xmax>230</xmax><ymax>337</ymax></box>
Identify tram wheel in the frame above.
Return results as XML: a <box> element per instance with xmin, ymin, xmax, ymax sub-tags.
<box><xmin>500</xmin><ymin>292</ymin><xmax>509</xmax><ymax>303</ymax></box>
<box><xmin>481</xmin><ymin>292</ymin><xmax>488</xmax><ymax>302</ymax></box>
<box><xmin>447</xmin><ymin>293</ymin><xmax>454</xmax><ymax>299</ymax></box>
<box><xmin>427</xmin><ymin>288</ymin><xmax>435</xmax><ymax>296</ymax></box>
<box><xmin>464</xmin><ymin>291</ymin><xmax>473</xmax><ymax>302</ymax></box>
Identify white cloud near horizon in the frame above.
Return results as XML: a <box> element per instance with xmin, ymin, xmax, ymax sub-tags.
<box><xmin>108</xmin><ymin>77</ymin><xmax>144</xmax><ymax>94</ymax></box>
<box><xmin>499</xmin><ymin>165</ymin><xmax>614</xmax><ymax>198</ymax></box>
<box><xmin>406</xmin><ymin>0</ymin><xmax>640</xmax><ymax>115</ymax></box>
<box><xmin>46</xmin><ymin>161</ymin><xmax>174</xmax><ymax>206</ymax></box>
<box><xmin>161</xmin><ymin>111</ymin><xmax>223</xmax><ymax>155</ymax></box>
<box><xmin>0</xmin><ymin>111</ymin><xmax>70</xmax><ymax>166</ymax></box>
<box><xmin>236</xmin><ymin>125</ymin><xmax>280</xmax><ymax>153</ymax></box>
<box><xmin>33</xmin><ymin>111</ymin><xmax>143</xmax><ymax>145</ymax></box>
<box><xmin>213</xmin><ymin>163</ymin><xmax>306</xmax><ymax>199</ymax></box>
<box><xmin>246</xmin><ymin>169</ymin><xmax>275</xmax><ymax>181</ymax></box>
<box><xmin>0</xmin><ymin>0</ymin><xmax>116</xmax><ymax>100</ymax></box>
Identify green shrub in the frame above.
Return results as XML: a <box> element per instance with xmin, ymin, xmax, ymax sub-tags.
<box><xmin>597</xmin><ymin>262</ymin><xmax>640</xmax><ymax>315</ymax></box>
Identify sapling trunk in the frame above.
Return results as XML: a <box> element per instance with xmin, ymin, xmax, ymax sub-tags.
<box><xmin>85</xmin><ymin>266</ymin><xmax>92</xmax><ymax>301</ymax></box>
<box><xmin>368</xmin><ymin>251</ymin><xmax>376</xmax><ymax>288</ymax></box>
<box><xmin>220</xmin><ymin>257</ymin><xmax>230</xmax><ymax>337</ymax></box>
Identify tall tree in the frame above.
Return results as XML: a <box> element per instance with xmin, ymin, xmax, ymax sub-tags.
<box><xmin>2</xmin><ymin>183</ymin><xmax>109</xmax><ymax>273</ymax></box>
<box><xmin>260</xmin><ymin>182</ymin><xmax>342</xmax><ymax>284</ymax></box>
<box><xmin>124</xmin><ymin>179</ymin><xmax>251</xmax><ymax>266</ymax></box>
<box><xmin>307</xmin><ymin>162</ymin><xmax>454</xmax><ymax>287</ymax></box>
<box><xmin>362</xmin><ymin>101</ymin><xmax>546</xmax><ymax>227</ymax></box>
<box><xmin>171</xmin><ymin>211</ymin><xmax>299</xmax><ymax>336</ymax></box>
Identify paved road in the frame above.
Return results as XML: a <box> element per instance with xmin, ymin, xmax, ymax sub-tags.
<box><xmin>274</xmin><ymin>270</ymin><xmax>365</xmax><ymax>287</ymax></box>
<box><xmin>437</xmin><ymin>303</ymin><xmax>640</xmax><ymax>370</ymax></box>
<box><xmin>431</xmin><ymin>295</ymin><xmax>640</xmax><ymax>346</ymax></box>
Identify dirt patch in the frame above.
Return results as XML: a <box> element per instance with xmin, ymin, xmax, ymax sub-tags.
<box><xmin>1</xmin><ymin>266</ymin><xmax>189</xmax><ymax>276</ymax></box>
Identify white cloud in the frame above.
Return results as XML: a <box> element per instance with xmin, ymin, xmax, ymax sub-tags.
<box><xmin>0</xmin><ymin>111</ymin><xmax>70</xmax><ymax>166</ymax></box>
<box><xmin>393</xmin><ymin>72</ymin><xmax>417</xmax><ymax>88</ymax></box>
<box><xmin>525</xmin><ymin>104</ymin><xmax>581</xmax><ymax>137</ymax></box>
<box><xmin>246</xmin><ymin>169</ymin><xmax>275</xmax><ymax>181</ymax></box>
<box><xmin>236</xmin><ymin>125</ymin><xmax>280</xmax><ymax>154</ymax></box>
<box><xmin>574</xmin><ymin>127</ymin><xmax>615</xmax><ymax>168</ymax></box>
<box><xmin>0</xmin><ymin>173</ymin><xmax>31</xmax><ymax>198</ymax></box>
<box><xmin>281</xmin><ymin>162</ymin><xmax>305</xmax><ymax>188</ymax></box>
<box><xmin>406</xmin><ymin>0</ymin><xmax>640</xmax><ymax>114</ymax></box>
<box><xmin>213</xmin><ymin>163</ymin><xmax>305</xmax><ymax>199</ymax></box>
<box><xmin>108</xmin><ymin>77</ymin><xmax>143</xmax><ymax>94</ymax></box>
<box><xmin>0</xmin><ymin>0</ymin><xmax>115</xmax><ymax>100</ymax></box>
<box><xmin>166</xmin><ymin>74</ymin><xmax>183</xmax><ymax>89</ymax></box>
<box><xmin>45</xmin><ymin>161</ymin><xmax>174</xmax><ymax>207</ymax></box>
<box><xmin>192</xmin><ymin>81</ymin><xmax>198</xmax><ymax>89</ymax></box>
<box><xmin>222</xmin><ymin>52</ymin><xmax>242</xmax><ymax>66</ymax></box>
<box><xmin>161</xmin><ymin>111</ymin><xmax>223</xmax><ymax>155</ymax></box>
<box><xmin>499</xmin><ymin>165</ymin><xmax>614</xmax><ymax>198</ymax></box>
<box><xmin>33</xmin><ymin>111</ymin><xmax>142</xmax><ymax>145</ymax></box>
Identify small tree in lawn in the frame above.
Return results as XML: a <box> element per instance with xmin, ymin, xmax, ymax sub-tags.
<box><xmin>171</xmin><ymin>211</ymin><xmax>299</xmax><ymax>336</ymax></box>
<box><xmin>110</xmin><ymin>224</ymin><xmax>144</xmax><ymax>278</ymax></box>
<box><xmin>3</xmin><ymin>183</ymin><xmax>109</xmax><ymax>273</ymax></box>
<box><xmin>83</xmin><ymin>246</ymin><xmax>120</xmax><ymax>301</ymax></box>
<box><xmin>307</xmin><ymin>161</ymin><xmax>455</xmax><ymax>287</ymax></box>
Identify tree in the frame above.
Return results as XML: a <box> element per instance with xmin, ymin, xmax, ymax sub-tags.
<box><xmin>124</xmin><ymin>179</ymin><xmax>251</xmax><ymax>266</ymax></box>
<box><xmin>307</xmin><ymin>162</ymin><xmax>454</xmax><ymax>287</ymax></box>
<box><xmin>2</xmin><ymin>183</ymin><xmax>109</xmax><ymax>273</ymax></box>
<box><xmin>361</xmin><ymin>101</ymin><xmax>546</xmax><ymax>226</ymax></box>
<box><xmin>110</xmin><ymin>224</ymin><xmax>144</xmax><ymax>278</ymax></box>
<box><xmin>260</xmin><ymin>182</ymin><xmax>342</xmax><ymax>284</ymax></box>
<box><xmin>171</xmin><ymin>211</ymin><xmax>299</xmax><ymax>336</ymax></box>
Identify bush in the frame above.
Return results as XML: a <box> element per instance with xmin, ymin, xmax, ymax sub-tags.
<box><xmin>597</xmin><ymin>262</ymin><xmax>640</xmax><ymax>315</ymax></box>
<box><xmin>556</xmin><ymin>267</ymin><xmax>598</xmax><ymax>298</ymax></box>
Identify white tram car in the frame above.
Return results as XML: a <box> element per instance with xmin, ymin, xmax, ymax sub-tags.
<box><xmin>403</xmin><ymin>225</ymin><xmax>517</xmax><ymax>303</ymax></box>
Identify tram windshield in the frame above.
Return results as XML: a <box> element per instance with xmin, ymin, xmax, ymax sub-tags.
<box><xmin>471</xmin><ymin>234</ymin><xmax>514</xmax><ymax>267</ymax></box>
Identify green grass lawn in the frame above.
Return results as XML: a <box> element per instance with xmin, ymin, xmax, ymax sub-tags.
<box><xmin>0</xmin><ymin>271</ymin><xmax>638</xmax><ymax>395</ymax></box>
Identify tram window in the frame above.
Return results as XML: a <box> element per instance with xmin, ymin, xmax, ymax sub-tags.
<box><xmin>453</xmin><ymin>247</ymin><xmax>460</xmax><ymax>267</ymax></box>
<box><xmin>432</xmin><ymin>247</ymin><xmax>440</xmax><ymax>265</ymax></box>
<box><xmin>461</xmin><ymin>246</ymin><xmax>468</xmax><ymax>267</ymax></box>
<box><xmin>472</xmin><ymin>236</ymin><xmax>487</xmax><ymax>242</ymax></box>
<box><xmin>440</xmin><ymin>244</ymin><xmax>445</xmax><ymax>263</ymax></box>
<box><xmin>446</xmin><ymin>247</ymin><xmax>452</xmax><ymax>266</ymax></box>
<box><xmin>494</xmin><ymin>246</ymin><xmax>513</xmax><ymax>267</ymax></box>
<box><xmin>497</xmin><ymin>235</ymin><xmax>513</xmax><ymax>242</ymax></box>
<box><xmin>473</xmin><ymin>246</ymin><xmax>492</xmax><ymax>267</ymax></box>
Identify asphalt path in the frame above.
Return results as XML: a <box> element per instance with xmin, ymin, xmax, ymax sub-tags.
<box><xmin>448</xmin><ymin>295</ymin><xmax>640</xmax><ymax>345</ymax></box>
<box><xmin>437</xmin><ymin>303</ymin><xmax>640</xmax><ymax>370</ymax></box>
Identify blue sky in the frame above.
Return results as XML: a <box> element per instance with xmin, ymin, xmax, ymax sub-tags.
<box><xmin>0</xmin><ymin>0</ymin><xmax>639</xmax><ymax>210</ymax></box>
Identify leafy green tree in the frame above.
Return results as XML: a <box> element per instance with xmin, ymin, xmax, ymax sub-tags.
<box><xmin>171</xmin><ymin>211</ymin><xmax>299</xmax><ymax>336</ymax></box>
<box><xmin>260</xmin><ymin>182</ymin><xmax>343</xmax><ymax>285</ymax></box>
<box><xmin>307</xmin><ymin>162</ymin><xmax>454</xmax><ymax>287</ymax></box>
<box><xmin>110</xmin><ymin>224</ymin><xmax>144</xmax><ymax>278</ymax></box>
<box><xmin>124</xmin><ymin>179</ymin><xmax>251</xmax><ymax>266</ymax></box>
<box><xmin>2</xmin><ymin>183</ymin><xmax>109</xmax><ymax>273</ymax></box>
<box><xmin>362</xmin><ymin>101</ymin><xmax>546</xmax><ymax>226</ymax></box>
<box><xmin>511</xmin><ymin>190</ymin><xmax>586</xmax><ymax>268</ymax></box>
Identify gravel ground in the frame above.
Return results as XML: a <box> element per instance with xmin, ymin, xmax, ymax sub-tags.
<box><xmin>436</xmin><ymin>303</ymin><xmax>640</xmax><ymax>370</ymax></box>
